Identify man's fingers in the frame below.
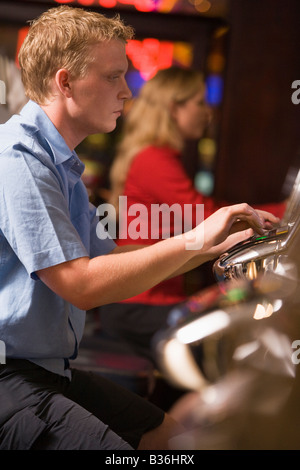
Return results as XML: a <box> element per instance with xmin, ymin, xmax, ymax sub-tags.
<box><xmin>225</xmin><ymin>204</ymin><xmax>280</xmax><ymax>234</ymax></box>
<box><xmin>211</xmin><ymin>228</ymin><xmax>254</xmax><ymax>257</ymax></box>
<box><xmin>256</xmin><ymin>209</ymin><xmax>281</xmax><ymax>225</ymax></box>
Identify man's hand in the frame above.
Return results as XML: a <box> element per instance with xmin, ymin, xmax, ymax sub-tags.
<box><xmin>182</xmin><ymin>203</ymin><xmax>280</xmax><ymax>257</ymax></box>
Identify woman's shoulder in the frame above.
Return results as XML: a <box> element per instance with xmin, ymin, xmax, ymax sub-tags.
<box><xmin>134</xmin><ymin>145</ymin><xmax>180</xmax><ymax>165</ymax></box>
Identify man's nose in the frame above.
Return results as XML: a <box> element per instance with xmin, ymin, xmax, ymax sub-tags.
<box><xmin>121</xmin><ymin>78</ymin><xmax>132</xmax><ymax>100</ymax></box>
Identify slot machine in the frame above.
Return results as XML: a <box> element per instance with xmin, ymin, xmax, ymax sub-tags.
<box><xmin>213</xmin><ymin>168</ymin><xmax>300</xmax><ymax>285</ymax></box>
<box><xmin>153</xmin><ymin>168</ymin><xmax>300</xmax><ymax>449</ymax></box>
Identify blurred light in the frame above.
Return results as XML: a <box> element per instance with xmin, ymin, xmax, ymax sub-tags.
<box><xmin>194</xmin><ymin>0</ymin><xmax>211</xmax><ymax>13</ymax></box>
<box><xmin>201</xmin><ymin>386</ymin><xmax>218</xmax><ymax>404</ymax></box>
<box><xmin>233</xmin><ymin>340</ymin><xmax>260</xmax><ymax>361</ymax></box>
<box><xmin>126</xmin><ymin>39</ymin><xmax>174</xmax><ymax>80</ymax></box>
<box><xmin>206</xmin><ymin>74</ymin><xmax>224</xmax><ymax>106</ymax></box>
<box><xmin>247</xmin><ymin>260</ymin><xmax>258</xmax><ymax>280</ymax></box>
<box><xmin>214</xmin><ymin>26</ymin><xmax>230</xmax><ymax>39</ymax></box>
<box><xmin>198</xmin><ymin>138</ymin><xmax>217</xmax><ymax>167</ymax></box>
<box><xmin>273</xmin><ymin>299</ymin><xmax>283</xmax><ymax>312</ymax></box>
<box><xmin>99</xmin><ymin>0</ymin><xmax>117</xmax><ymax>6</ymax></box>
<box><xmin>126</xmin><ymin>70</ymin><xmax>146</xmax><ymax>97</ymax></box>
<box><xmin>176</xmin><ymin>310</ymin><xmax>229</xmax><ymax>344</ymax></box>
<box><xmin>226</xmin><ymin>287</ymin><xmax>248</xmax><ymax>303</ymax></box>
<box><xmin>173</xmin><ymin>42</ymin><xmax>194</xmax><ymax>68</ymax></box>
<box><xmin>159</xmin><ymin>0</ymin><xmax>178</xmax><ymax>13</ymax></box>
<box><xmin>118</xmin><ymin>0</ymin><xmax>155</xmax><ymax>11</ymax></box>
<box><xmin>86</xmin><ymin>133</ymin><xmax>109</xmax><ymax>148</ymax></box>
<box><xmin>52</xmin><ymin>0</ymin><xmax>221</xmax><ymax>14</ymax></box>
<box><xmin>76</xmin><ymin>0</ymin><xmax>95</xmax><ymax>5</ymax></box>
<box><xmin>163</xmin><ymin>338</ymin><xmax>207</xmax><ymax>389</ymax></box>
<box><xmin>253</xmin><ymin>302</ymin><xmax>274</xmax><ymax>320</ymax></box>
<box><xmin>198</xmin><ymin>137</ymin><xmax>216</xmax><ymax>156</ymax></box>
<box><xmin>194</xmin><ymin>171</ymin><xmax>214</xmax><ymax>195</ymax></box>
<box><xmin>207</xmin><ymin>52</ymin><xmax>226</xmax><ymax>73</ymax></box>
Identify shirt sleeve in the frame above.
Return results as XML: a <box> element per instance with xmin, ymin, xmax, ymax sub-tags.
<box><xmin>89</xmin><ymin>202</ymin><xmax>116</xmax><ymax>257</ymax></box>
<box><xmin>0</xmin><ymin>149</ymin><xmax>89</xmax><ymax>278</ymax></box>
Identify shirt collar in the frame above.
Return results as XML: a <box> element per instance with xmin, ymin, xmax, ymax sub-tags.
<box><xmin>20</xmin><ymin>100</ymin><xmax>74</xmax><ymax>165</ymax></box>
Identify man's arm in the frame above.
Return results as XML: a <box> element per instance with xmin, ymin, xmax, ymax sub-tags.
<box><xmin>37</xmin><ymin>235</ymin><xmax>196</xmax><ymax>310</ymax></box>
<box><xmin>37</xmin><ymin>204</ymin><xmax>279</xmax><ymax>310</ymax></box>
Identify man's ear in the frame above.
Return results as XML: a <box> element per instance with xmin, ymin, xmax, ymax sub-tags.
<box><xmin>54</xmin><ymin>69</ymin><xmax>72</xmax><ymax>98</ymax></box>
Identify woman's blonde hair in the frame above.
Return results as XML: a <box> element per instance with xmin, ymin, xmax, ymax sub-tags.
<box><xmin>18</xmin><ymin>5</ymin><xmax>134</xmax><ymax>104</ymax></box>
<box><xmin>109</xmin><ymin>66</ymin><xmax>204</xmax><ymax>210</ymax></box>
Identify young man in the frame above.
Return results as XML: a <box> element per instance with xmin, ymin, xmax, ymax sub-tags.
<box><xmin>0</xmin><ymin>5</ymin><xmax>279</xmax><ymax>450</ymax></box>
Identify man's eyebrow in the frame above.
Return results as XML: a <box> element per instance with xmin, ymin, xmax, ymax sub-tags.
<box><xmin>105</xmin><ymin>63</ymin><xmax>129</xmax><ymax>75</ymax></box>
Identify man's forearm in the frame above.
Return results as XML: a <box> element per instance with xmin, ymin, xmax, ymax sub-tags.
<box><xmin>37</xmin><ymin>235</ymin><xmax>198</xmax><ymax>310</ymax></box>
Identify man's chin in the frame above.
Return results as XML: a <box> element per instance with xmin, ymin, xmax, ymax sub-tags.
<box><xmin>104</xmin><ymin>123</ymin><xmax>117</xmax><ymax>134</ymax></box>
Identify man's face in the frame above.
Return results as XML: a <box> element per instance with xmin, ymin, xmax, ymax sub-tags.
<box><xmin>68</xmin><ymin>39</ymin><xmax>132</xmax><ymax>136</ymax></box>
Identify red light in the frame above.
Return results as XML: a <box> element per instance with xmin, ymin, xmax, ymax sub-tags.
<box><xmin>15</xmin><ymin>26</ymin><xmax>29</xmax><ymax>67</ymax></box>
<box><xmin>99</xmin><ymin>0</ymin><xmax>117</xmax><ymax>7</ymax></box>
<box><xmin>126</xmin><ymin>39</ymin><xmax>173</xmax><ymax>80</ymax></box>
<box><xmin>134</xmin><ymin>0</ymin><xmax>155</xmax><ymax>12</ymax></box>
<box><xmin>53</xmin><ymin>0</ymin><xmax>158</xmax><ymax>11</ymax></box>
<box><xmin>77</xmin><ymin>0</ymin><xmax>96</xmax><ymax>5</ymax></box>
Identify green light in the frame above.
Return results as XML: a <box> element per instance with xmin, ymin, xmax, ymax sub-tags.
<box><xmin>226</xmin><ymin>287</ymin><xmax>247</xmax><ymax>303</ymax></box>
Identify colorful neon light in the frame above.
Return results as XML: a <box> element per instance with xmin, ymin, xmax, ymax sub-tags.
<box><xmin>54</xmin><ymin>0</ymin><xmax>155</xmax><ymax>11</ymax></box>
<box><xmin>118</xmin><ymin>0</ymin><xmax>155</xmax><ymax>12</ymax></box>
<box><xmin>205</xmin><ymin>74</ymin><xmax>223</xmax><ymax>106</ymax></box>
<box><xmin>53</xmin><ymin>0</ymin><xmax>195</xmax><ymax>14</ymax></box>
<box><xmin>126</xmin><ymin>38</ymin><xmax>174</xmax><ymax>80</ymax></box>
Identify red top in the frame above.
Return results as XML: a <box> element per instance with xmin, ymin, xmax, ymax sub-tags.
<box><xmin>116</xmin><ymin>145</ymin><xmax>286</xmax><ymax>305</ymax></box>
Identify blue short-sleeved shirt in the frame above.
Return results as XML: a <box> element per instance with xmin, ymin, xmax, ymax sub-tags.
<box><xmin>0</xmin><ymin>100</ymin><xmax>116</xmax><ymax>378</ymax></box>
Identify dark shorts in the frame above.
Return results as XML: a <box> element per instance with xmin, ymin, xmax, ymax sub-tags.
<box><xmin>0</xmin><ymin>359</ymin><xmax>165</xmax><ymax>450</ymax></box>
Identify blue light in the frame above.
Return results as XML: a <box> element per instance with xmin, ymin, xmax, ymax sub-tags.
<box><xmin>205</xmin><ymin>74</ymin><xmax>224</xmax><ymax>106</ymax></box>
<box><xmin>126</xmin><ymin>71</ymin><xmax>146</xmax><ymax>97</ymax></box>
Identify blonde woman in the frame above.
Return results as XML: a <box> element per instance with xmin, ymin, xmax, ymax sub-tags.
<box><xmin>100</xmin><ymin>67</ymin><xmax>286</xmax><ymax>363</ymax></box>
<box><xmin>110</xmin><ymin>67</ymin><xmax>211</xmax><ymax>214</ymax></box>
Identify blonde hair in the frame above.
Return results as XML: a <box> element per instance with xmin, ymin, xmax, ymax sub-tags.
<box><xmin>18</xmin><ymin>5</ymin><xmax>134</xmax><ymax>104</ymax></box>
<box><xmin>109</xmin><ymin>66</ymin><xmax>204</xmax><ymax>210</ymax></box>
